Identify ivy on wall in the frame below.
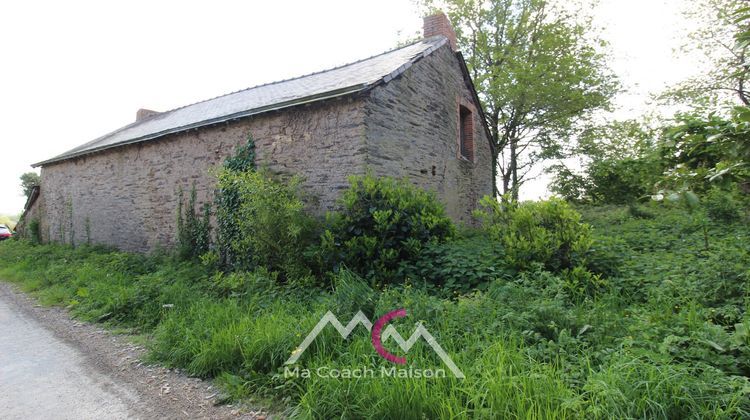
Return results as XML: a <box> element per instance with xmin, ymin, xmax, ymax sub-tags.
<box><xmin>176</xmin><ymin>183</ymin><xmax>211</xmax><ymax>260</ymax></box>
<box><xmin>215</xmin><ymin>135</ymin><xmax>256</xmax><ymax>267</ymax></box>
<box><xmin>173</xmin><ymin>134</ymin><xmax>256</xmax><ymax>263</ymax></box>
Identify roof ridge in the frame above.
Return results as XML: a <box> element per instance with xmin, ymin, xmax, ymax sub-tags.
<box><xmin>153</xmin><ymin>37</ymin><xmax>440</xmax><ymax>118</ymax></box>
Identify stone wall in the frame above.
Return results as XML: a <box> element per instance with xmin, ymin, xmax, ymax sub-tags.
<box><xmin>364</xmin><ymin>45</ymin><xmax>493</xmax><ymax>223</ymax></box>
<box><xmin>38</xmin><ymin>97</ymin><xmax>367</xmax><ymax>252</ymax></box>
<box><xmin>15</xmin><ymin>188</ymin><xmax>41</xmax><ymax>239</ymax></box>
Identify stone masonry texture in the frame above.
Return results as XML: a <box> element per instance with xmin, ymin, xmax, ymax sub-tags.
<box><xmin>364</xmin><ymin>45</ymin><xmax>493</xmax><ymax>224</ymax></box>
<box><xmin>30</xmin><ymin>43</ymin><xmax>492</xmax><ymax>252</ymax></box>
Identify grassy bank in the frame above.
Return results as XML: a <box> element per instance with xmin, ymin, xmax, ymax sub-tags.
<box><xmin>1</xmin><ymin>204</ymin><xmax>749</xmax><ymax>418</ymax></box>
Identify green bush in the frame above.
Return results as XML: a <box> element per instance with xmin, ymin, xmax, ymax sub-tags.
<box><xmin>548</xmin><ymin>120</ymin><xmax>663</xmax><ymax>205</ymax></box>
<box><xmin>561</xmin><ymin>265</ymin><xmax>607</xmax><ymax>302</ymax></box>
<box><xmin>476</xmin><ymin>196</ymin><xmax>593</xmax><ymax>272</ymax></box>
<box><xmin>216</xmin><ymin>168</ymin><xmax>317</xmax><ymax>278</ymax></box>
<box><xmin>583</xmin><ymin>156</ymin><xmax>663</xmax><ymax>204</ymax></box>
<box><xmin>215</xmin><ymin>136</ymin><xmax>256</xmax><ymax>268</ymax></box>
<box><xmin>315</xmin><ymin>175</ymin><xmax>454</xmax><ymax>286</ymax></box>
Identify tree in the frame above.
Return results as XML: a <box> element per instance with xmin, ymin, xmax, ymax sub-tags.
<box><xmin>659</xmin><ymin>108</ymin><xmax>750</xmax><ymax>193</ymax></box>
<box><xmin>420</xmin><ymin>0</ymin><xmax>618</xmax><ymax>199</ymax></box>
<box><xmin>548</xmin><ymin>120</ymin><xmax>663</xmax><ymax>203</ymax></box>
<box><xmin>19</xmin><ymin>172</ymin><xmax>40</xmax><ymax>199</ymax></box>
<box><xmin>662</xmin><ymin>0</ymin><xmax>750</xmax><ymax>109</ymax></box>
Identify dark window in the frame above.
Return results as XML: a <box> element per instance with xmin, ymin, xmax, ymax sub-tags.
<box><xmin>459</xmin><ymin>106</ymin><xmax>474</xmax><ymax>161</ymax></box>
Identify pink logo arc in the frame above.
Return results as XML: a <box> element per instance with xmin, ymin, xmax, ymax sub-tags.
<box><xmin>371</xmin><ymin>308</ymin><xmax>407</xmax><ymax>364</ymax></box>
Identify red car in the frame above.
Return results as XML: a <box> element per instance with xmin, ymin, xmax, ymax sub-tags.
<box><xmin>0</xmin><ymin>225</ymin><xmax>12</xmax><ymax>240</ymax></box>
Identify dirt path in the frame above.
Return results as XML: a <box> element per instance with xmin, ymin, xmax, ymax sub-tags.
<box><xmin>0</xmin><ymin>282</ymin><xmax>268</xmax><ymax>420</ymax></box>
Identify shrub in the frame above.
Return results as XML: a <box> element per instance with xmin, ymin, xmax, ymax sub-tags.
<box><xmin>315</xmin><ymin>175</ymin><xmax>454</xmax><ymax>286</ymax></box>
<box><xmin>476</xmin><ymin>196</ymin><xmax>592</xmax><ymax>272</ymax></box>
<box><xmin>561</xmin><ymin>265</ymin><xmax>607</xmax><ymax>302</ymax></box>
<box><xmin>215</xmin><ymin>136</ymin><xmax>256</xmax><ymax>267</ymax></box>
<box><xmin>216</xmin><ymin>168</ymin><xmax>317</xmax><ymax>278</ymax></box>
<box><xmin>584</xmin><ymin>156</ymin><xmax>662</xmax><ymax>204</ymax></box>
<box><xmin>627</xmin><ymin>203</ymin><xmax>656</xmax><ymax>219</ymax></box>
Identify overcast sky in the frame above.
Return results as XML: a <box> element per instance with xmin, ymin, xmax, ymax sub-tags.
<box><xmin>0</xmin><ymin>0</ymin><xmax>697</xmax><ymax>214</ymax></box>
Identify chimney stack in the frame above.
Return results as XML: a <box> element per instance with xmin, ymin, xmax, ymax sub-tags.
<box><xmin>423</xmin><ymin>12</ymin><xmax>457</xmax><ymax>51</ymax></box>
<box><xmin>136</xmin><ymin>108</ymin><xmax>160</xmax><ymax>122</ymax></box>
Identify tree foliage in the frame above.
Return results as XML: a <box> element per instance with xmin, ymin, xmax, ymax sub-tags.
<box><xmin>548</xmin><ymin>120</ymin><xmax>664</xmax><ymax>203</ymax></box>
<box><xmin>659</xmin><ymin>107</ymin><xmax>750</xmax><ymax>193</ymax></box>
<box><xmin>419</xmin><ymin>0</ymin><xmax>618</xmax><ymax>199</ymax></box>
<box><xmin>662</xmin><ymin>0</ymin><xmax>750</xmax><ymax>108</ymax></box>
<box><xmin>548</xmin><ymin>1</ymin><xmax>750</xmax><ymax>205</ymax></box>
<box><xmin>19</xmin><ymin>172</ymin><xmax>40</xmax><ymax>199</ymax></box>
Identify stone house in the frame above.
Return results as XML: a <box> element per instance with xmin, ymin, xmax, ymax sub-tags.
<box><xmin>22</xmin><ymin>14</ymin><xmax>493</xmax><ymax>252</ymax></box>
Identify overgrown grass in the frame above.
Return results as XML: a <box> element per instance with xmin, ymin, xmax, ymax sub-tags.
<box><xmin>1</xmin><ymin>202</ymin><xmax>749</xmax><ymax>418</ymax></box>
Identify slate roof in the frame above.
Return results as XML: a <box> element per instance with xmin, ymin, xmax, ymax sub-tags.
<box><xmin>35</xmin><ymin>36</ymin><xmax>448</xmax><ymax>167</ymax></box>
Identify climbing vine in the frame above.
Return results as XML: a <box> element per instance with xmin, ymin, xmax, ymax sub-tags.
<box><xmin>176</xmin><ymin>183</ymin><xmax>211</xmax><ymax>260</ymax></box>
<box><xmin>215</xmin><ymin>135</ymin><xmax>256</xmax><ymax>268</ymax></box>
<box><xmin>28</xmin><ymin>218</ymin><xmax>41</xmax><ymax>244</ymax></box>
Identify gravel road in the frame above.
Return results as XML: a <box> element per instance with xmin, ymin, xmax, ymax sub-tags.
<box><xmin>0</xmin><ymin>282</ymin><xmax>267</xmax><ymax>420</ymax></box>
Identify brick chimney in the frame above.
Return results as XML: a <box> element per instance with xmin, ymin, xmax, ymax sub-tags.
<box><xmin>423</xmin><ymin>12</ymin><xmax>457</xmax><ymax>51</ymax></box>
<box><xmin>136</xmin><ymin>108</ymin><xmax>160</xmax><ymax>122</ymax></box>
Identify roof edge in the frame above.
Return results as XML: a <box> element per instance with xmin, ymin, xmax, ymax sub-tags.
<box><xmin>34</xmin><ymin>37</ymin><xmax>450</xmax><ymax>168</ymax></box>
<box><xmin>33</xmin><ymin>84</ymin><xmax>368</xmax><ymax>167</ymax></box>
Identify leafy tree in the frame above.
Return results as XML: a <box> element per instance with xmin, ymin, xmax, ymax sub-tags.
<box><xmin>662</xmin><ymin>0</ymin><xmax>750</xmax><ymax>108</ymax></box>
<box><xmin>548</xmin><ymin>120</ymin><xmax>664</xmax><ymax>203</ymax></box>
<box><xmin>419</xmin><ymin>0</ymin><xmax>618</xmax><ymax>199</ymax></box>
<box><xmin>659</xmin><ymin>107</ymin><xmax>750</xmax><ymax>193</ymax></box>
<box><xmin>19</xmin><ymin>172</ymin><xmax>40</xmax><ymax>199</ymax></box>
